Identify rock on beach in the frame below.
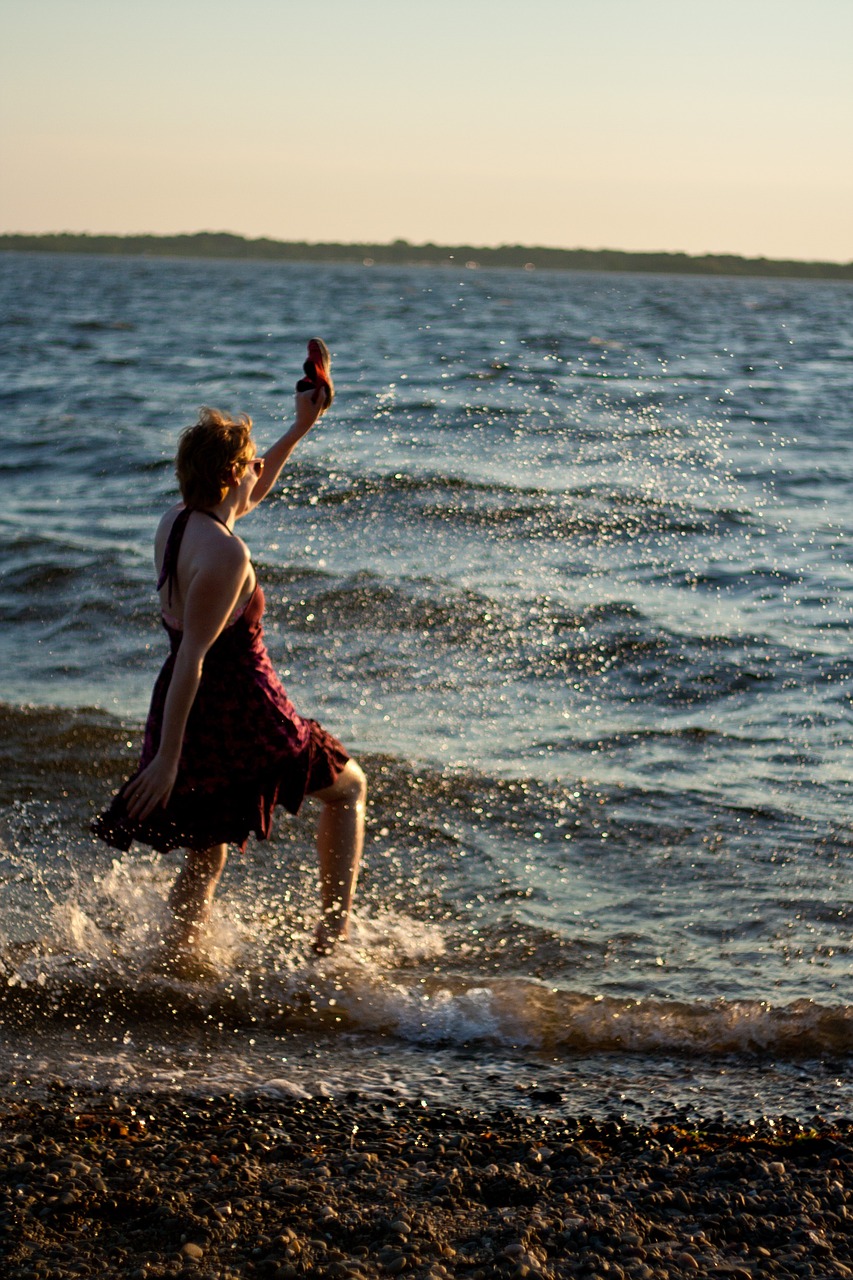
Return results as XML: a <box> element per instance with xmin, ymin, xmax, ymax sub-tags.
<box><xmin>0</xmin><ymin>1090</ymin><xmax>851</xmax><ymax>1279</ymax></box>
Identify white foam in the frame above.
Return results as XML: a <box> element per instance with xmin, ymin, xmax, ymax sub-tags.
<box><xmin>48</xmin><ymin>902</ymin><xmax>117</xmax><ymax>961</ymax></box>
<box><xmin>256</xmin><ymin>1078</ymin><xmax>311</xmax><ymax>1099</ymax></box>
<box><xmin>2</xmin><ymin>848</ymin><xmax>850</xmax><ymax>1068</ymax></box>
<box><xmin>348</xmin><ymin>912</ymin><xmax>447</xmax><ymax>963</ymax></box>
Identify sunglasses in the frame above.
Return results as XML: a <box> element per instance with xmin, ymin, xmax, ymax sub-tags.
<box><xmin>244</xmin><ymin>457</ymin><xmax>264</xmax><ymax>477</ymax></box>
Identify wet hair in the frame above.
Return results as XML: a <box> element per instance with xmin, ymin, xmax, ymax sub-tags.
<box><xmin>175</xmin><ymin>407</ymin><xmax>255</xmax><ymax>508</ymax></box>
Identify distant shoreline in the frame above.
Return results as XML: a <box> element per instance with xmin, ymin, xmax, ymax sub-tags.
<box><xmin>1</xmin><ymin>231</ymin><xmax>851</xmax><ymax>281</ymax></box>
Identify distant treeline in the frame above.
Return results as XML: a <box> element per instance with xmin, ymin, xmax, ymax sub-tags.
<box><xmin>2</xmin><ymin>232</ymin><xmax>851</xmax><ymax>281</ymax></box>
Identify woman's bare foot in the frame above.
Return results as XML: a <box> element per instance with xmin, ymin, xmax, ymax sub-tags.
<box><xmin>161</xmin><ymin>915</ymin><xmax>204</xmax><ymax>955</ymax></box>
<box><xmin>312</xmin><ymin>913</ymin><xmax>350</xmax><ymax>956</ymax></box>
<box><xmin>147</xmin><ymin>927</ymin><xmax>220</xmax><ymax>982</ymax></box>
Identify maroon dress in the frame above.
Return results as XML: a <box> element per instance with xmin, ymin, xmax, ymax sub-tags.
<box><xmin>93</xmin><ymin>508</ymin><xmax>349</xmax><ymax>854</ymax></box>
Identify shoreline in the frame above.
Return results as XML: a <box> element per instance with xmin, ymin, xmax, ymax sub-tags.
<box><xmin>2</xmin><ymin>1088</ymin><xmax>851</xmax><ymax>1278</ymax></box>
<box><xmin>1</xmin><ymin>233</ymin><xmax>852</xmax><ymax>281</ymax></box>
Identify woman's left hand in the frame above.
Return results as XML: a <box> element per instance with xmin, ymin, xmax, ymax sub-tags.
<box><xmin>123</xmin><ymin>753</ymin><xmax>179</xmax><ymax>821</ymax></box>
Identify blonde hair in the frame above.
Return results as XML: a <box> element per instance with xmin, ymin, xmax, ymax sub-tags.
<box><xmin>176</xmin><ymin>407</ymin><xmax>255</xmax><ymax>508</ymax></box>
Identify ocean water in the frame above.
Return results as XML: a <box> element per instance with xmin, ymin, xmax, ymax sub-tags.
<box><xmin>0</xmin><ymin>252</ymin><xmax>850</xmax><ymax>1120</ymax></box>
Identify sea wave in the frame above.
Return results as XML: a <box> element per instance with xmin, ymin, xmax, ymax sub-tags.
<box><xmin>1</xmin><ymin>937</ymin><xmax>849</xmax><ymax>1061</ymax></box>
<box><xmin>276</xmin><ymin>464</ymin><xmax>753</xmax><ymax>542</ymax></box>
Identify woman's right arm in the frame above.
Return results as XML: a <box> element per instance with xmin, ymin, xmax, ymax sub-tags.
<box><xmin>123</xmin><ymin>541</ymin><xmax>249</xmax><ymax>821</ymax></box>
<box><xmin>241</xmin><ymin>389</ymin><xmax>327</xmax><ymax>514</ymax></box>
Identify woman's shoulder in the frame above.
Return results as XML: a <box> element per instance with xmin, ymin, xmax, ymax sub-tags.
<box><xmin>157</xmin><ymin>502</ymin><xmax>185</xmax><ymax>534</ymax></box>
<box><xmin>187</xmin><ymin>511</ymin><xmax>250</xmax><ymax>575</ymax></box>
<box><xmin>155</xmin><ymin>505</ymin><xmax>248</xmax><ymax>573</ymax></box>
<box><xmin>154</xmin><ymin>503</ymin><xmax>186</xmax><ymax>565</ymax></box>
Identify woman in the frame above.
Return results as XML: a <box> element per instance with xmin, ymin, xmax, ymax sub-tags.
<box><xmin>94</xmin><ymin>357</ymin><xmax>365</xmax><ymax>958</ymax></box>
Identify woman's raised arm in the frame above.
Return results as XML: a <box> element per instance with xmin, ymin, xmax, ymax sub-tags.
<box><xmin>241</xmin><ymin>388</ymin><xmax>329</xmax><ymax>514</ymax></box>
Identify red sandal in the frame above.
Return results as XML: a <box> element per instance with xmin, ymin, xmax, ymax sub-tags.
<box><xmin>296</xmin><ymin>337</ymin><xmax>334</xmax><ymax>410</ymax></box>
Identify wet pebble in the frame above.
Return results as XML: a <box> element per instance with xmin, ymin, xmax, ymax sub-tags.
<box><xmin>0</xmin><ymin>1095</ymin><xmax>851</xmax><ymax>1280</ymax></box>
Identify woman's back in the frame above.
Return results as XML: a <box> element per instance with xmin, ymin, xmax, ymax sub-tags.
<box><xmin>155</xmin><ymin>505</ymin><xmax>254</xmax><ymax>631</ymax></box>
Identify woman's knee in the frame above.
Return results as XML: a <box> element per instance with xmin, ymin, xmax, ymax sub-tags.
<box><xmin>340</xmin><ymin>759</ymin><xmax>367</xmax><ymax>805</ymax></box>
<box><xmin>318</xmin><ymin>758</ymin><xmax>366</xmax><ymax>807</ymax></box>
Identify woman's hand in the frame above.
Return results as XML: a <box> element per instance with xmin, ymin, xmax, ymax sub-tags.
<box><xmin>293</xmin><ymin>386</ymin><xmax>328</xmax><ymax>433</ymax></box>
<box><xmin>124</xmin><ymin>752</ymin><xmax>179</xmax><ymax>821</ymax></box>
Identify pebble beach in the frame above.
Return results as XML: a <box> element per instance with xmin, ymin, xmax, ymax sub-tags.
<box><xmin>2</xmin><ymin>1090</ymin><xmax>851</xmax><ymax>1279</ymax></box>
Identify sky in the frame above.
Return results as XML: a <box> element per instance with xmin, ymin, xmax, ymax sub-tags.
<box><xmin>2</xmin><ymin>0</ymin><xmax>851</xmax><ymax>261</ymax></box>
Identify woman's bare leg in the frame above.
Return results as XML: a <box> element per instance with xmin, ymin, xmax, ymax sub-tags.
<box><xmin>165</xmin><ymin>843</ymin><xmax>228</xmax><ymax>952</ymax></box>
<box><xmin>311</xmin><ymin>760</ymin><xmax>366</xmax><ymax>952</ymax></box>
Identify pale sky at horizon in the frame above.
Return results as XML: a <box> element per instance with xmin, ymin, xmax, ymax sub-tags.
<box><xmin>2</xmin><ymin>0</ymin><xmax>851</xmax><ymax>261</ymax></box>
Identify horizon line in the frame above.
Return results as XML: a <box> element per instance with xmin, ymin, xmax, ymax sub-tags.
<box><xmin>2</xmin><ymin>231</ymin><xmax>851</xmax><ymax>278</ymax></box>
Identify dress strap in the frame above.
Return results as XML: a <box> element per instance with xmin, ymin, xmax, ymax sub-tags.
<box><xmin>201</xmin><ymin>509</ymin><xmax>233</xmax><ymax>532</ymax></box>
<box><xmin>157</xmin><ymin>507</ymin><xmax>232</xmax><ymax>605</ymax></box>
